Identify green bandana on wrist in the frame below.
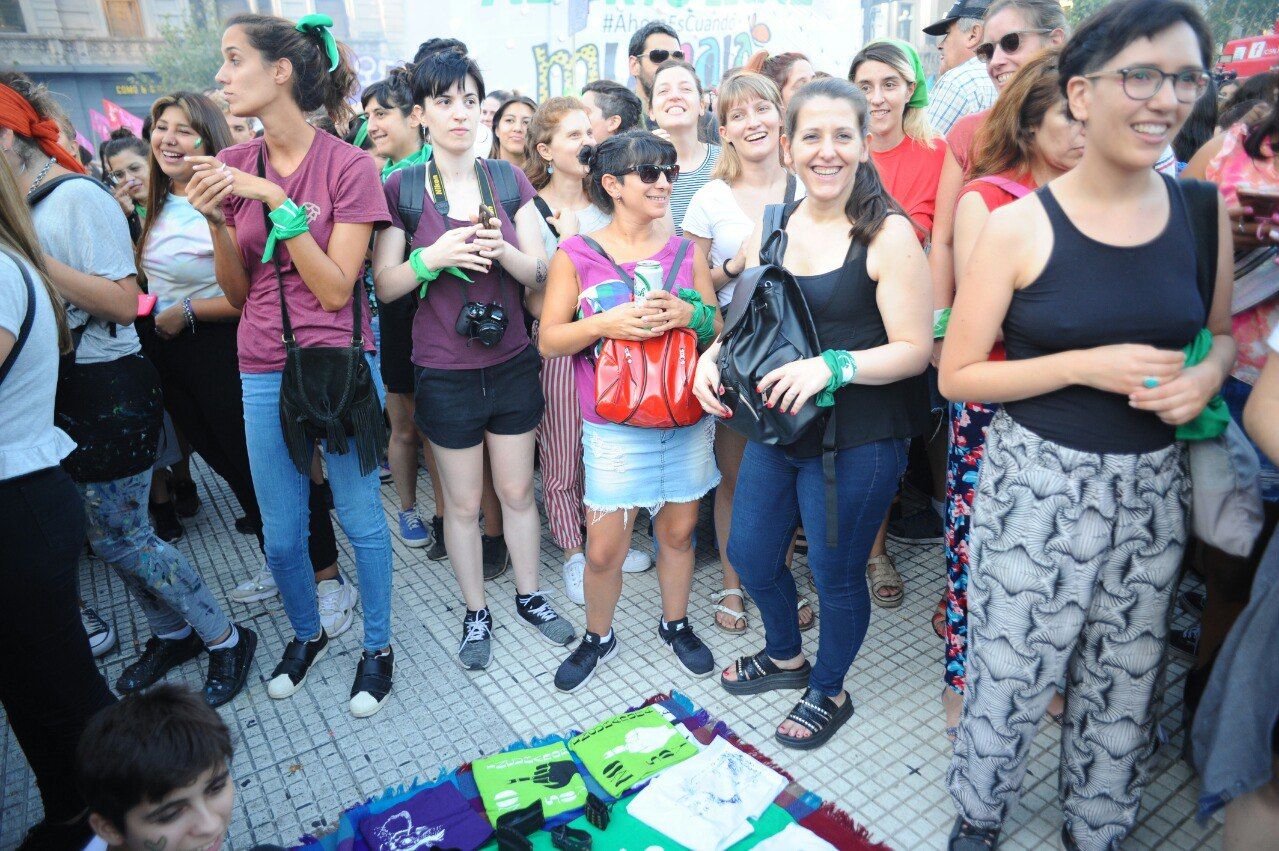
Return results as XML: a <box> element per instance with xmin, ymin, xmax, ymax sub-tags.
<box><xmin>295</xmin><ymin>14</ymin><xmax>340</xmax><ymax>73</ymax></box>
<box><xmin>872</xmin><ymin>38</ymin><xmax>930</xmax><ymax>109</ymax></box>
<box><xmin>261</xmin><ymin>198</ymin><xmax>309</xmax><ymax>263</ymax></box>
<box><xmin>408</xmin><ymin>246</ymin><xmax>473</xmax><ymax>298</ymax></box>
<box><xmin>933</xmin><ymin>307</ymin><xmax>951</xmax><ymax>339</ymax></box>
<box><xmin>677</xmin><ymin>288</ymin><xmax>717</xmax><ymax>346</ymax></box>
<box><xmin>381</xmin><ymin>145</ymin><xmax>432</xmax><ymax>182</ymax></box>
<box><xmin>817</xmin><ymin>349</ymin><xmax>857</xmax><ymax>407</ymax></box>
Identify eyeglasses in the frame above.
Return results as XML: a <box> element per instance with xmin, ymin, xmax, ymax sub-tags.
<box><xmin>646</xmin><ymin>49</ymin><xmax>685</xmax><ymax>64</ymax></box>
<box><xmin>1085</xmin><ymin>66</ymin><xmax>1210</xmax><ymax>104</ymax></box>
<box><xmin>616</xmin><ymin>163</ymin><xmax>680</xmax><ymax>184</ymax></box>
<box><xmin>107</xmin><ymin>161</ymin><xmax>147</xmax><ymax>183</ymax></box>
<box><xmin>975</xmin><ymin>29</ymin><xmax>1053</xmax><ymax>63</ymax></box>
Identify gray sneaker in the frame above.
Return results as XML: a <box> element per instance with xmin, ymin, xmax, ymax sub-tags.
<box><xmin>458</xmin><ymin>608</ymin><xmax>493</xmax><ymax>670</ymax></box>
<box><xmin>516</xmin><ymin>592</ymin><xmax>575</xmax><ymax>646</ymax></box>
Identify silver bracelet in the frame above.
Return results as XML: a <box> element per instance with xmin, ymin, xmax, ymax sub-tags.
<box><xmin>182</xmin><ymin>298</ymin><xmax>196</xmax><ymax>333</ymax></box>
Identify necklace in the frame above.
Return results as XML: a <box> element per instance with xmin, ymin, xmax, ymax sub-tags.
<box><xmin>25</xmin><ymin>157</ymin><xmax>56</xmax><ymax>197</ymax></box>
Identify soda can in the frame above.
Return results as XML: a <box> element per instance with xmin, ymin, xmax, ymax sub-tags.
<box><xmin>633</xmin><ymin>260</ymin><xmax>663</xmax><ymax>300</ymax></box>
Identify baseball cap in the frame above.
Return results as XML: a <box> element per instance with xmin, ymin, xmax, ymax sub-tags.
<box><xmin>923</xmin><ymin>0</ymin><xmax>989</xmax><ymax>36</ymax></box>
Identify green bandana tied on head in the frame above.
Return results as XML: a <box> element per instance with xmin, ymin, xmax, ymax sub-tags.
<box><xmin>872</xmin><ymin>38</ymin><xmax>930</xmax><ymax>109</ymax></box>
<box><xmin>295</xmin><ymin>14</ymin><xmax>340</xmax><ymax>73</ymax></box>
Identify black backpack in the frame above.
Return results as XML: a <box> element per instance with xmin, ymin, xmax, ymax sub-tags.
<box><xmin>395</xmin><ymin>157</ymin><xmax>522</xmax><ymax>245</ymax></box>
<box><xmin>717</xmin><ymin>203</ymin><xmax>842</xmax><ymax>547</ymax></box>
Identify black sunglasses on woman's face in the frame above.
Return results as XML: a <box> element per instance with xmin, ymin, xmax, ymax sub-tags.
<box><xmin>975</xmin><ymin>28</ymin><xmax>1052</xmax><ymax>63</ymax></box>
<box><xmin>616</xmin><ymin>163</ymin><xmax>680</xmax><ymax>184</ymax></box>
<box><xmin>646</xmin><ymin>48</ymin><xmax>686</xmax><ymax>64</ymax></box>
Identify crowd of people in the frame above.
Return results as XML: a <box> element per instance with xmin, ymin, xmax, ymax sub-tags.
<box><xmin>1</xmin><ymin>0</ymin><xmax>1278</xmax><ymax>848</ymax></box>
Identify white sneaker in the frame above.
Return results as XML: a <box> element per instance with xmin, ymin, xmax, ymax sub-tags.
<box><xmin>622</xmin><ymin>548</ymin><xmax>652</xmax><ymax>573</ymax></box>
<box><xmin>317</xmin><ymin>579</ymin><xmax>359</xmax><ymax>638</ymax></box>
<box><xmin>80</xmin><ymin>604</ymin><xmax>117</xmax><ymax>657</ymax></box>
<box><xmin>563</xmin><ymin>553</ymin><xmax>586</xmax><ymax>605</ymax></box>
<box><xmin>230</xmin><ymin>566</ymin><xmax>278</xmax><ymax>603</ymax></box>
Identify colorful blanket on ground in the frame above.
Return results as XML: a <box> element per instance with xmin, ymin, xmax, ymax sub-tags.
<box><xmin>293</xmin><ymin>692</ymin><xmax>891</xmax><ymax>851</ymax></box>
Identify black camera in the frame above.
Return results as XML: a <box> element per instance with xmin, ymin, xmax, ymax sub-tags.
<box><xmin>455</xmin><ymin>301</ymin><xmax>508</xmax><ymax>347</ymax></box>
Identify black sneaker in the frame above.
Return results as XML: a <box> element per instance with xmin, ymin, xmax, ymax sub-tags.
<box><xmin>555</xmin><ymin>631</ymin><xmax>618</xmax><ymax>692</ymax></box>
<box><xmin>148</xmin><ymin>499</ymin><xmax>185</xmax><ymax>542</ymax></box>
<box><xmin>267</xmin><ymin>630</ymin><xmax>329</xmax><ymax>699</ymax></box>
<box><xmin>1169</xmin><ymin>625</ymin><xmax>1201</xmax><ymax>660</ymax></box>
<box><xmin>234</xmin><ymin>515</ymin><xmax>261</xmax><ymax>536</ymax></box>
<box><xmin>173</xmin><ymin>478</ymin><xmax>201</xmax><ymax>518</ymax></box>
<box><xmin>516</xmin><ymin>592</ymin><xmax>575</xmax><ymax>646</ymax></box>
<box><xmin>658</xmin><ymin>617</ymin><xmax>715</xmax><ymax>677</ymax></box>
<box><xmin>887</xmin><ymin>507</ymin><xmax>944</xmax><ymax>543</ymax></box>
<box><xmin>948</xmin><ymin>816</ymin><xmax>1000</xmax><ymax>850</ymax></box>
<box><xmin>203</xmin><ymin>625</ymin><xmax>257</xmax><ymax>708</ymax></box>
<box><xmin>426</xmin><ymin>515</ymin><xmax>447</xmax><ymax>561</ymax></box>
<box><xmin>116</xmin><ymin>630</ymin><xmax>203</xmax><ymax>694</ymax></box>
<box><xmin>482</xmin><ymin>534</ymin><xmax>509</xmax><ymax>580</ymax></box>
<box><xmin>1178</xmin><ymin>588</ymin><xmax>1206</xmax><ymax>617</ymax></box>
<box><xmin>350</xmin><ymin>647</ymin><xmax>394</xmax><ymax>717</ymax></box>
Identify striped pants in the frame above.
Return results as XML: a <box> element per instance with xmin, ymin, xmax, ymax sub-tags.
<box><xmin>536</xmin><ymin>352</ymin><xmax>585</xmax><ymax>550</ymax></box>
<box><xmin>948</xmin><ymin>412</ymin><xmax>1187</xmax><ymax>850</ymax></box>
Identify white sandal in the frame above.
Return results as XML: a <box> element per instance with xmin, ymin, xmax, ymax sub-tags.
<box><xmin>797</xmin><ymin>597</ymin><xmax>817</xmax><ymax>632</ymax></box>
<box><xmin>711</xmin><ymin>588</ymin><xmax>748</xmax><ymax>634</ymax></box>
<box><xmin>867</xmin><ymin>554</ymin><xmax>904</xmax><ymax>609</ymax></box>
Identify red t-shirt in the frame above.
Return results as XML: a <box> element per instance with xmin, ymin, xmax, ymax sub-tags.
<box><xmin>946</xmin><ymin>108</ymin><xmax>990</xmax><ymax>176</ymax></box>
<box><xmin>870</xmin><ymin>135</ymin><xmax>949</xmax><ymax>239</ymax></box>
<box><xmin>220</xmin><ymin>131</ymin><xmax>390</xmax><ymax>373</ymax></box>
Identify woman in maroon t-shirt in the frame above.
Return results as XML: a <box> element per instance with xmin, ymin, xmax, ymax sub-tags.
<box><xmin>186</xmin><ymin>13</ymin><xmax>396</xmax><ymax>718</ymax></box>
<box><xmin>374</xmin><ymin>50</ymin><xmax>575</xmax><ymax>672</ymax></box>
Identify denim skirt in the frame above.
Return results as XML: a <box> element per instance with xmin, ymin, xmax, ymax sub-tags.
<box><xmin>581</xmin><ymin>416</ymin><xmax>719</xmax><ymax>517</ymax></box>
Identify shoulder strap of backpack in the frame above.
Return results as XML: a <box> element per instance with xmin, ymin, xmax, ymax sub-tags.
<box><xmin>532</xmin><ymin>196</ymin><xmax>559</xmax><ymax>238</ymax></box>
<box><xmin>396</xmin><ymin>163</ymin><xmax>427</xmax><ymax>246</ymax></box>
<box><xmin>783</xmin><ymin>172</ymin><xmax>797</xmax><ymax>206</ymax></box>
<box><xmin>578</xmin><ymin>235</ymin><xmax>634</xmax><ymax>289</ymax></box>
<box><xmin>1177</xmin><ymin>177</ymin><xmax>1220</xmax><ymax>312</ymax></box>
<box><xmin>663</xmin><ymin>239</ymin><xmax>691</xmax><ymax>290</ymax></box>
<box><xmin>485</xmin><ymin>158</ymin><xmax>523</xmax><ymax>222</ymax></box>
<box><xmin>0</xmin><ymin>247</ymin><xmax>37</xmax><ymax>388</ymax></box>
<box><xmin>26</xmin><ymin>173</ymin><xmax>111</xmax><ymax>208</ymax></box>
<box><xmin>759</xmin><ymin>203</ymin><xmax>789</xmax><ymax>268</ymax></box>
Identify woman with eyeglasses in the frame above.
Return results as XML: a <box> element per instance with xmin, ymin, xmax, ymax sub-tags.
<box><xmin>937</xmin><ymin>48</ymin><xmax>1083</xmax><ymax>745</ymax></box>
<box><xmin>489</xmin><ymin>95</ymin><xmax>536</xmax><ymax>169</ymax></box>
<box><xmin>102</xmin><ymin>129</ymin><xmax>149</xmax><ymax>236</ymax></box>
<box><xmin>939</xmin><ymin>2</ymin><xmax>1230</xmax><ymax>847</ymax></box>
<box><xmin>682</xmin><ymin>71</ymin><xmax>814</xmax><ymax>636</ymax></box>
<box><xmin>648</xmin><ymin>59</ymin><xmax>720</xmax><ymax>233</ymax></box>
<box><xmin>374</xmin><ymin>49</ymin><xmax>573</xmax><ymax>672</ymax></box>
<box><xmin>540</xmin><ymin>130</ymin><xmax>720</xmax><ymax>694</ymax></box>
<box><xmin>697</xmin><ymin>78</ymin><xmax>932</xmax><ymax>750</ymax></box>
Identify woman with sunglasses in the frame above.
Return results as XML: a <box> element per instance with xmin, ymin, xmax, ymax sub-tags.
<box><xmin>186</xmin><ymin>13</ymin><xmax>398</xmax><ymax>717</ymax></box>
<box><xmin>682</xmin><ymin>70</ymin><xmax>814</xmax><ymax>636</ymax></box>
<box><xmin>696</xmin><ymin>78</ymin><xmax>932</xmax><ymax>750</ymax></box>
<box><xmin>540</xmin><ymin>130</ymin><xmax>720</xmax><ymax>693</ymax></box>
<box><xmin>648</xmin><ymin>59</ymin><xmax>720</xmax><ymax>233</ymax></box>
<box><xmin>374</xmin><ymin>49</ymin><xmax>573</xmax><ymax>672</ymax></box>
<box><xmin>937</xmin><ymin>48</ymin><xmax>1083</xmax><ymax>746</ymax></box>
<box><xmin>523</xmin><ymin>97</ymin><xmax>653</xmax><ymax>604</ymax></box>
<box><xmin>939</xmin><ymin>2</ymin><xmax>1230</xmax><ymax>847</ymax></box>
<box><xmin>489</xmin><ymin>95</ymin><xmax>536</xmax><ymax>170</ymax></box>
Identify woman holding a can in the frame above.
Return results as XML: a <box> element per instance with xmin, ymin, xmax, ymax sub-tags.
<box><xmin>539</xmin><ymin>130</ymin><xmax>721</xmax><ymax>693</ymax></box>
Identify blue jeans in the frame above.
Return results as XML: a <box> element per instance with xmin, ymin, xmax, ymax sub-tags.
<box><xmin>728</xmin><ymin>438</ymin><xmax>906</xmax><ymax>697</ymax></box>
<box><xmin>80</xmin><ymin>470</ymin><xmax>231</xmax><ymax>644</ymax></box>
<box><xmin>241</xmin><ymin>367</ymin><xmax>393</xmax><ymax>651</ymax></box>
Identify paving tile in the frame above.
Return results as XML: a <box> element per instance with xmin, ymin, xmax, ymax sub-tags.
<box><xmin>0</xmin><ymin>461</ymin><xmax>1222</xmax><ymax>849</ymax></box>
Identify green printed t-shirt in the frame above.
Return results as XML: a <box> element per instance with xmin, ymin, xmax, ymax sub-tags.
<box><xmin>500</xmin><ymin>799</ymin><xmax>794</xmax><ymax>851</ymax></box>
<box><xmin>569</xmin><ymin>706</ymin><xmax>697</xmax><ymax>797</ymax></box>
<box><xmin>472</xmin><ymin>741</ymin><xmax>587</xmax><ymax>826</ymax></box>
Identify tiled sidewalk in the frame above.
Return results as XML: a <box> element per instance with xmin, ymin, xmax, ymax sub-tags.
<box><xmin>1</xmin><ymin>460</ymin><xmax>1222</xmax><ymax>850</ymax></box>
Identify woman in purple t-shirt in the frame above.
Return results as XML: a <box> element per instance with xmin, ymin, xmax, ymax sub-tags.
<box><xmin>374</xmin><ymin>50</ymin><xmax>574</xmax><ymax>671</ymax></box>
<box><xmin>186</xmin><ymin>13</ymin><xmax>395</xmax><ymax>718</ymax></box>
<box><xmin>539</xmin><ymin>131</ymin><xmax>722</xmax><ymax>693</ymax></box>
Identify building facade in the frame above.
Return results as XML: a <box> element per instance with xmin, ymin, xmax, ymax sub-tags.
<box><xmin>3</xmin><ymin>0</ymin><xmax>406</xmax><ymax>148</ymax></box>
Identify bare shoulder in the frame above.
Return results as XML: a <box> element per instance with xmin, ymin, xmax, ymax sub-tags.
<box><xmin>982</xmin><ymin>193</ymin><xmax>1052</xmax><ymax>287</ymax></box>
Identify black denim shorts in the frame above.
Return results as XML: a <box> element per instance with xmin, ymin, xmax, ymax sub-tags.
<box><xmin>413</xmin><ymin>344</ymin><xmax>544</xmax><ymax>449</ymax></box>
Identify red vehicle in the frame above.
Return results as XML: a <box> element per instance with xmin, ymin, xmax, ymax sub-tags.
<box><xmin>1219</xmin><ymin>20</ymin><xmax>1279</xmax><ymax>79</ymax></box>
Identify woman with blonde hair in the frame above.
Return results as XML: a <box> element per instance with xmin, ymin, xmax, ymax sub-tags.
<box><xmin>682</xmin><ymin>70</ymin><xmax>813</xmax><ymax>634</ymax></box>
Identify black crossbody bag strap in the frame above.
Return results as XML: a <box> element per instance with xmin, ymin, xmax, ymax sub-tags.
<box><xmin>0</xmin><ymin>246</ymin><xmax>37</xmax><ymax>388</ymax></box>
<box><xmin>533</xmin><ymin>196</ymin><xmax>559</xmax><ymax>238</ymax></box>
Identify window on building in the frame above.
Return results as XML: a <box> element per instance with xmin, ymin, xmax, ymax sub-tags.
<box><xmin>314</xmin><ymin>0</ymin><xmax>349</xmax><ymax>39</ymax></box>
<box><xmin>103</xmin><ymin>0</ymin><xmax>144</xmax><ymax>37</ymax></box>
<box><xmin>0</xmin><ymin>0</ymin><xmax>26</xmax><ymax>32</ymax></box>
<box><xmin>217</xmin><ymin>0</ymin><xmax>251</xmax><ymax>25</ymax></box>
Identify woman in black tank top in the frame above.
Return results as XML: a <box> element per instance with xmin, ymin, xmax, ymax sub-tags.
<box><xmin>938</xmin><ymin>3</ymin><xmax>1233</xmax><ymax>849</ymax></box>
<box><xmin>693</xmin><ymin>77</ymin><xmax>932</xmax><ymax>750</ymax></box>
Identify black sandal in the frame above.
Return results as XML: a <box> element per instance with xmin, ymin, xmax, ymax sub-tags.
<box><xmin>721</xmin><ymin>650</ymin><xmax>811</xmax><ymax>696</ymax></box>
<box><xmin>775</xmin><ymin>687</ymin><xmax>854</xmax><ymax>750</ymax></box>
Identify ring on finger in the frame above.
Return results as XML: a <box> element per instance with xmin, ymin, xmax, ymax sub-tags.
<box><xmin>1142</xmin><ymin>375</ymin><xmax>1160</xmax><ymax>389</ymax></box>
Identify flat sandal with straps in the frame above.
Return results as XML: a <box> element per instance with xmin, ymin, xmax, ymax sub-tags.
<box><xmin>776</xmin><ymin>687</ymin><xmax>854</xmax><ymax>750</ymax></box>
<box><xmin>721</xmin><ymin>649</ymin><xmax>811</xmax><ymax>696</ymax></box>
<box><xmin>710</xmin><ymin>588</ymin><xmax>748</xmax><ymax>634</ymax></box>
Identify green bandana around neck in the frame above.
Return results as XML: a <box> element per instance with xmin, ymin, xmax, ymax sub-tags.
<box><xmin>380</xmin><ymin>144</ymin><xmax>432</xmax><ymax>182</ymax></box>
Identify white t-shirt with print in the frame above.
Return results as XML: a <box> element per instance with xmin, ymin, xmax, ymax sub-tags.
<box><xmin>140</xmin><ymin>194</ymin><xmax>225</xmax><ymax>312</ymax></box>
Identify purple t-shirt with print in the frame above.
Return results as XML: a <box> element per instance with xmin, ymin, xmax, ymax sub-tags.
<box><xmin>557</xmin><ymin>235</ymin><xmax>694</xmax><ymax>424</ymax></box>
<box><xmin>383</xmin><ymin>160</ymin><xmax>536</xmax><ymax>370</ymax></box>
<box><xmin>219</xmin><ymin>131</ymin><xmax>390</xmax><ymax>373</ymax></box>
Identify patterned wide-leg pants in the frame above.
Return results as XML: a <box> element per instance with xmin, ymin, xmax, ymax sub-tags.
<box><xmin>948</xmin><ymin>412</ymin><xmax>1187</xmax><ymax>850</ymax></box>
